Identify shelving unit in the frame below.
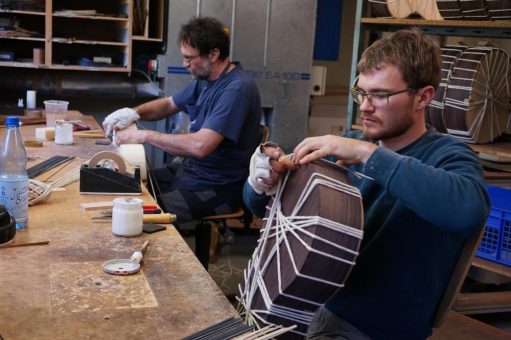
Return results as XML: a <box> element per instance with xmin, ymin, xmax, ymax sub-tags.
<box><xmin>0</xmin><ymin>7</ymin><xmax>46</xmax><ymax>68</ymax></box>
<box><xmin>0</xmin><ymin>0</ymin><xmax>164</xmax><ymax>74</ymax></box>
<box><xmin>347</xmin><ymin>0</ymin><xmax>511</xmax><ymax>131</ymax></box>
<box><xmin>132</xmin><ymin>0</ymin><xmax>164</xmax><ymax>42</ymax></box>
<box><xmin>50</xmin><ymin>0</ymin><xmax>132</xmax><ymax>73</ymax></box>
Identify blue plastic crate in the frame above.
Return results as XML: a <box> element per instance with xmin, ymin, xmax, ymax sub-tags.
<box><xmin>477</xmin><ymin>185</ymin><xmax>511</xmax><ymax>266</ymax></box>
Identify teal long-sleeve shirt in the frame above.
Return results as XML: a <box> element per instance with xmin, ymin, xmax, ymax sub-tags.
<box><xmin>243</xmin><ymin>127</ymin><xmax>489</xmax><ymax>339</ymax></box>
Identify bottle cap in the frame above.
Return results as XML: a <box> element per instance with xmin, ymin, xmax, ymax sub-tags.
<box><xmin>5</xmin><ymin>116</ymin><xmax>20</xmax><ymax>127</ymax></box>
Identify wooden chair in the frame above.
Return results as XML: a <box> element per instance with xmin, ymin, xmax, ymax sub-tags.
<box><xmin>195</xmin><ymin>124</ymin><xmax>269</xmax><ymax>269</ymax></box>
<box><xmin>431</xmin><ymin>227</ymin><xmax>486</xmax><ymax>328</ymax></box>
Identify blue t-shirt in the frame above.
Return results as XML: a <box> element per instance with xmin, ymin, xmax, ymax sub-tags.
<box><xmin>171</xmin><ymin>63</ymin><xmax>261</xmax><ymax>191</ymax></box>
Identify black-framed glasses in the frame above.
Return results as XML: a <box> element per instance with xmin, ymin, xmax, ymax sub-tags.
<box><xmin>183</xmin><ymin>54</ymin><xmax>200</xmax><ymax>63</ymax></box>
<box><xmin>350</xmin><ymin>87</ymin><xmax>413</xmax><ymax>108</ymax></box>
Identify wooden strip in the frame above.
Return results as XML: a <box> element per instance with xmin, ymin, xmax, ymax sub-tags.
<box><xmin>80</xmin><ymin>201</ymin><xmax>114</xmax><ymax>212</ymax></box>
<box><xmin>27</xmin><ymin>155</ymin><xmax>74</xmax><ymax>179</ymax></box>
<box><xmin>455</xmin><ymin>291</ymin><xmax>511</xmax><ymax>313</ymax></box>
<box><xmin>472</xmin><ymin>257</ymin><xmax>511</xmax><ymax>279</ymax></box>
<box><xmin>74</xmin><ymin>130</ymin><xmax>106</xmax><ymax>138</ymax></box>
<box><xmin>431</xmin><ymin>311</ymin><xmax>511</xmax><ymax>339</ymax></box>
<box><xmin>24</xmin><ymin>140</ymin><xmax>43</xmax><ymax>147</ymax></box>
<box><xmin>0</xmin><ymin>240</ymin><xmax>49</xmax><ymax>248</ymax></box>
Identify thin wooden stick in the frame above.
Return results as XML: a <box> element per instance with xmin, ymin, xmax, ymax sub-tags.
<box><xmin>0</xmin><ymin>241</ymin><xmax>49</xmax><ymax>248</ymax></box>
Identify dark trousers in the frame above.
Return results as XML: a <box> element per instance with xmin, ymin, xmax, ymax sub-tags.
<box><xmin>150</xmin><ymin>162</ymin><xmax>242</xmax><ymax>226</ymax></box>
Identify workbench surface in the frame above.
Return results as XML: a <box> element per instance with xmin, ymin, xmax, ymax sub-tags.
<box><xmin>0</xmin><ymin>112</ymin><xmax>237</xmax><ymax>339</ymax></box>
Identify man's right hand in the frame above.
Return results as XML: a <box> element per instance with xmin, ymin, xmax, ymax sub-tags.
<box><xmin>247</xmin><ymin>142</ymin><xmax>296</xmax><ymax>195</ymax></box>
<box><xmin>102</xmin><ymin>107</ymin><xmax>140</xmax><ymax>137</ymax></box>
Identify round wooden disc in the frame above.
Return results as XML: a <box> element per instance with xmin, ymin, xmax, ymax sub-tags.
<box><xmin>387</xmin><ymin>0</ymin><xmax>413</xmax><ymax>18</ymax></box>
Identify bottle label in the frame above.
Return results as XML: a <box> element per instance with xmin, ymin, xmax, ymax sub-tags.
<box><xmin>0</xmin><ymin>179</ymin><xmax>29</xmax><ymax>219</ymax></box>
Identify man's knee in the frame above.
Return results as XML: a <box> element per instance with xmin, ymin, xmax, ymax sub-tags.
<box><xmin>308</xmin><ymin>307</ymin><xmax>371</xmax><ymax>340</ymax></box>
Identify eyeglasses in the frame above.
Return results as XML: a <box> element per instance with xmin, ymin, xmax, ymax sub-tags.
<box><xmin>183</xmin><ymin>54</ymin><xmax>200</xmax><ymax>63</ymax></box>
<box><xmin>350</xmin><ymin>87</ymin><xmax>414</xmax><ymax>108</ymax></box>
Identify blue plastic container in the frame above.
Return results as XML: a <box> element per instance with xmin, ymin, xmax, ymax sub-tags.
<box><xmin>477</xmin><ymin>185</ymin><xmax>511</xmax><ymax>266</ymax></box>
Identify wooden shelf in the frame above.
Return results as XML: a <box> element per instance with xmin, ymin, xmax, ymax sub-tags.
<box><xmin>471</xmin><ymin>140</ymin><xmax>511</xmax><ymax>160</ymax></box>
<box><xmin>361</xmin><ymin>17</ymin><xmax>511</xmax><ymax>29</ymax></box>
<box><xmin>0</xmin><ymin>9</ymin><xmax>45</xmax><ymax>15</ymax></box>
<box><xmin>133</xmin><ymin>35</ymin><xmax>163</xmax><ymax>42</ymax></box>
<box><xmin>0</xmin><ymin>61</ymin><xmax>45</xmax><ymax>69</ymax></box>
<box><xmin>360</xmin><ymin>18</ymin><xmax>511</xmax><ymax>38</ymax></box>
<box><xmin>472</xmin><ymin>257</ymin><xmax>511</xmax><ymax>279</ymax></box>
<box><xmin>0</xmin><ymin>36</ymin><xmax>45</xmax><ymax>42</ymax></box>
<box><xmin>52</xmin><ymin>14</ymin><xmax>129</xmax><ymax>21</ymax></box>
<box><xmin>52</xmin><ymin>39</ymin><xmax>129</xmax><ymax>47</ymax></box>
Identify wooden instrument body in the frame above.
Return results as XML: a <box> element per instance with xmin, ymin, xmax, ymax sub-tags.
<box><xmin>459</xmin><ymin>0</ymin><xmax>489</xmax><ymax>20</ymax></box>
<box><xmin>240</xmin><ymin>160</ymin><xmax>364</xmax><ymax>337</ymax></box>
<box><xmin>428</xmin><ymin>45</ymin><xmax>468</xmax><ymax>133</ymax></box>
<box><xmin>436</xmin><ymin>0</ymin><xmax>464</xmax><ymax>19</ymax></box>
<box><xmin>487</xmin><ymin>0</ymin><xmax>511</xmax><ymax>20</ymax></box>
<box><xmin>369</xmin><ymin>0</ymin><xmax>442</xmax><ymax>19</ymax></box>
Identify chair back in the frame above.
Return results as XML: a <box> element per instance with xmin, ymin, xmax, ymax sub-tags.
<box><xmin>431</xmin><ymin>227</ymin><xmax>485</xmax><ymax>328</ymax></box>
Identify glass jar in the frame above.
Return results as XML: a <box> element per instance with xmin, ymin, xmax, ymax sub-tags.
<box><xmin>54</xmin><ymin>120</ymin><xmax>73</xmax><ymax>145</ymax></box>
<box><xmin>111</xmin><ymin>197</ymin><xmax>143</xmax><ymax>237</ymax></box>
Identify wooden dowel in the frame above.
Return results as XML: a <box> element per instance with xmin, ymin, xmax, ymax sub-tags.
<box><xmin>0</xmin><ymin>240</ymin><xmax>50</xmax><ymax>248</ymax></box>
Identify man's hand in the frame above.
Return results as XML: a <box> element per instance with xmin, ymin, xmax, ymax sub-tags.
<box><xmin>247</xmin><ymin>142</ymin><xmax>296</xmax><ymax>195</ymax></box>
<box><xmin>113</xmin><ymin>128</ymin><xmax>149</xmax><ymax>146</ymax></box>
<box><xmin>294</xmin><ymin>135</ymin><xmax>378</xmax><ymax>165</ymax></box>
<box><xmin>102</xmin><ymin>107</ymin><xmax>140</xmax><ymax>137</ymax></box>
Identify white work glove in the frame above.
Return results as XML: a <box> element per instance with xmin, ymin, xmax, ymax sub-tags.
<box><xmin>247</xmin><ymin>143</ymin><xmax>279</xmax><ymax>196</ymax></box>
<box><xmin>103</xmin><ymin>107</ymin><xmax>140</xmax><ymax>137</ymax></box>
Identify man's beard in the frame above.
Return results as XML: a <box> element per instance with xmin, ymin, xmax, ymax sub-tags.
<box><xmin>191</xmin><ymin>66</ymin><xmax>212</xmax><ymax>80</ymax></box>
<box><xmin>363</xmin><ymin>113</ymin><xmax>415</xmax><ymax>141</ymax></box>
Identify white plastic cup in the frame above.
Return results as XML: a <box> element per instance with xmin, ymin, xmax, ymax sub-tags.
<box><xmin>44</xmin><ymin>100</ymin><xmax>69</xmax><ymax>127</ymax></box>
<box><xmin>111</xmin><ymin>197</ymin><xmax>143</xmax><ymax>237</ymax></box>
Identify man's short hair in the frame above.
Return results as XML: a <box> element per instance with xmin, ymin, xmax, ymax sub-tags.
<box><xmin>357</xmin><ymin>28</ymin><xmax>441</xmax><ymax>90</ymax></box>
<box><xmin>179</xmin><ymin>17</ymin><xmax>230</xmax><ymax>60</ymax></box>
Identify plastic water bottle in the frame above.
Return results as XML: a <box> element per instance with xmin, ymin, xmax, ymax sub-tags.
<box><xmin>0</xmin><ymin>116</ymin><xmax>29</xmax><ymax>229</ymax></box>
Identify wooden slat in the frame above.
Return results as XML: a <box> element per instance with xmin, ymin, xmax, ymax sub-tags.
<box><xmin>472</xmin><ymin>257</ymin><xmax>511</xmax><ymax>279</ymax></box>
<box><xmin>431</xmin><ymin>311</ymin><xmax>511</xmax><ymax>339</ymax></box>
<box><xmin>432</xmin><ymin>228</ymin><xmax>485</xmax><ymax>328</ymax></box>
<box><xmin>455</xmin><ymin>291</ymin><xmax>511</xmax><ymax>314</ymax></box>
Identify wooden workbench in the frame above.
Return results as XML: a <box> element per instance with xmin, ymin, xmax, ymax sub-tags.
<box><xmin>0</xmin><ymin>112</ymin><xmax>238</xmax><ymax>339</ymax></box>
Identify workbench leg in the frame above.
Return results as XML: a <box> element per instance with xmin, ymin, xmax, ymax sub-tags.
<box><xmin>195</xmin><ymin>222</ymin><xmax>211</xmax><ymax>270</ymax></box>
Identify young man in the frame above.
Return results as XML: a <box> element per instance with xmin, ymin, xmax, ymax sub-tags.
<box><xmin>244</xmin><ymin>28</ymin><xmax>489</xmax><ymax>339</ymax></box>
<box><xmin>103</xmin><ymin>17</ymin><xmax>261</xmax><ymax>224</ymax></box>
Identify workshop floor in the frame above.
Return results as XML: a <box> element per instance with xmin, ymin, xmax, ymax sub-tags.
<box><xmin>182</xmin><ymin>220</ymin><xmax>261</xmax><ymax>303</ymax></box>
